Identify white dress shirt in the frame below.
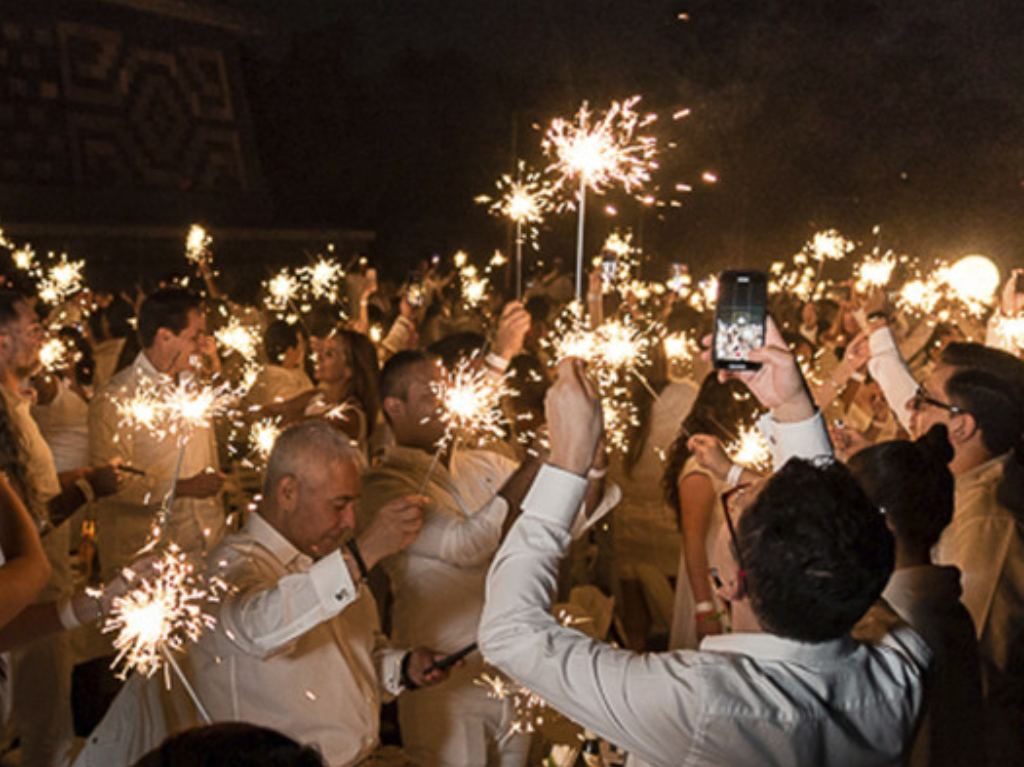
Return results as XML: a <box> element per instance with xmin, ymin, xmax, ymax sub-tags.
<box><xmin>75</xmin><ymin>511</ymin><xmax>405</xmax><ymax>767</ymax></box>
<box><xmin>89</xmin><ymin>351</ymin><xmax>224</xmax><ymax>575</ymax></box>
<box><xmin>480</xmin><ymin>412</ymin><xmax>931</xmax><ymax>767</ymax></box>
<box><xmin>244</xmin><ymin>363</ymin><xmax>313</xmax><ymax>408</ymax></box>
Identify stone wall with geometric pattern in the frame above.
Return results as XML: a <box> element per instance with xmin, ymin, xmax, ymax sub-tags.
<box><xmin>0</xmin><ymin>1</ymin><xmax>268</xmax><ymax>224</ymax></box>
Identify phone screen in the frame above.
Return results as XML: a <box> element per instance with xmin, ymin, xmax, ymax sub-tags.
<box><xmin>713</xmin><ymin>271</ymin><xmax>767</xmax><ymax>370</ymax></box>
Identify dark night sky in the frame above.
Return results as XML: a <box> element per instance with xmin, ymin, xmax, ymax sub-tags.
<box><xmin>220</xmin><ymin>0</ymin><xmax>1024</xmax><ymax>278</ymax></box>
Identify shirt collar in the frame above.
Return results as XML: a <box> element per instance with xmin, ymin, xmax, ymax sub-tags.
<box><xmin>134</xmin><ymin>350</ymin><xmax>172</xmax><ymax>383</ymax></box>
<box><xmin>244</xmin><ymin>511</ymin><xmax>311</xmax><ymax>569</ymax></box>
<box><xmin>956</xmin><ymin>452</ymin><xmax>1009</xmax><ymax>490</ymax></box>
<box><xmin>700</xmin><ymin>631</ymin><xmax>858</xmax><ymax>666</ymax></box>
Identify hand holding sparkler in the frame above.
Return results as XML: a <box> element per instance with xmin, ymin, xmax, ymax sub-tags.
<box><xmin>545</xmin><ymin>358</ymin><xmax>603</xmax><ymax>476</ymax></box>
<box><xmin>687</xmin><ymin>434</ymin><xmax>735</xmax><ymax>482</ymax></box>
<box><xmin>176</xmin><ymin>467</ymin><xmax>225</xmax><ymax>500</ymax></box>
<box><xmin>353</xmin><ymin>495</ymin><xmax>427</xmax><ymax>569</ymax></box>
<box><xmin>493</xmin><ymin>301</ymin><xmax>531</xmax><ymax>362</ymax></box>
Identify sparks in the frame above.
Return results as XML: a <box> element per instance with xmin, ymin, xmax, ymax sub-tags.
<box><xmin>37</xmin><ymin>254</ymin><xmax>85</xmax><ymax>305</ymax></box>
<box><xmin>39</xmin><ymin>336</ymin><xmax>77</xmax><ymax>372</ymax></box>
<box><xmin>103</xmin><ymin>545</ymin><xmax>225</xmax><ymax>679</ymax></box>
<box><xmin>728</xmin><ymin>424</ymin><xmax>772</xmax><ymax>472</ymax></box>
<box><xmin>299</xmin><ymin>257</ymin><xmax>345</xmax><ymax>303</ymax></box>
<box><xmin>807</xmin><ymin>229</ymin><xmax>855</xmax><ymax>263</ymax></box>
<box><xmin>185</xmin><ymin>224</ymin><xmax>212</xmax><ymax>265</ymax></box>
<box><xmin>215</xmin><ymin>318</ymin><xmax>261</xmax><ymax>362</ymax></box>
<box><xmin>249</xmin><ymin>418</ymin><xmax>283</xmax><ymax>463</ymax></box>
<box><xmin>264</xmin><ymin>269</ymin><xmax>300</xmax><ymax>312</ymax></box>
<box><xmin>542</xmin><ymin>96</ymin><xmax>659</xmax><ymax>201</ymax></box>
<box><xmin>430</xmin><ymin>357</ymin><xmax>511</xmax><ymax>449</ymax></box>
<box><xmin>854</xmin><ymin>253</ymin><xmax>897</xmax><ymax>291</ymax></box>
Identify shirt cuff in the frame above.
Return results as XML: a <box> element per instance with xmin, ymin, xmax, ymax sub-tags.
<box><xmin>757</xmin><ymin>410</ymin><xmax>833</xmax><ymax>469</ymax></box>
<box><xmin>485</xmin><ymin>352</ymin><xmax>510</xmax><ymax>373</ymax></box>
<box><xmin>522</xmin><ymin>464</ymin><xmax>588</xmax><ymax>531</ymax></box>
<box><xmin>869</xmin><ymin>325</ymin><xmax>898</xmax><ymax>357</ymax></box>
<box><xmin>308</xmin><ymin>549</ymin><xmax>359</xmax><ymax>617</ymax></box>
<box><xmin>379</xmin><ymin>648</ymin><xmax>407</xmax><ymax>696</ymax></box>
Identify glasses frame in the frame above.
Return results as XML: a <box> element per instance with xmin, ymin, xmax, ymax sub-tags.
<box><xmin>720</xmin><ymin>483</ymin><xmax>750</xmax><ymax>577</ymax></box>
<box><xmin>911</xmin><ymin>384</ymin><xmax>965</xmax><ymax>416</ymax></box>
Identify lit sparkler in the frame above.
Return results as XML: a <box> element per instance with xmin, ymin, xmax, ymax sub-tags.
<box><xmin>39</xmin><ymin>336</ymin><xmax>78</xmax><ymax>373</ymax></box>
<box><xmin>854</xmin><ymin>253</ymin><xmax>897</xmax><ymax>292</ymax></box>
<box><xmin>37</xmin><ymin>254</ymin><xmax>85</xmax><ymax>305</ymax></box>
<box><xmin>542</xmin><ymin>96</ymin><xmax>659</xmax><ymax>301</ymax></box>
<box><xmin>431</xmin><ymin>357</ymin><xmax>511</xmax><ymax>449</ymax></box>
<box><xmin>727</xmin><ymin>424</ymin><xmax>771</xmax><ymax>472</ymax></box>
<box><xmin>214</xmin><ymin>318</ymin><xmax>261</xmax><ymax>362</ymax></box>
<box><xmin>299</xmin><ymin>257</ymin><xmax>345</xmax><ymax>303</ymax></box>
<box><xmin>103</xmin><ymin>545</ymin><xmax>224</xmax><ymax>721</ymax></box>
<box><xmin>11</xmin><ymin>244</ymin><xmax>35</xmax><ymax>271</ymax></box>
<box><xmin>264</xmin><ymin>269</ymin><xmax>301</xmax><ymax>314</ymax></box>
<box><xmin>185</xmin><ymin>224</ymin><xmax>212</xmax><ymax>266</ymax></box>
<box><xmin>248</xmin><ymin>417</ymin><xmax>283</xmax><ymax>463</ymax></box>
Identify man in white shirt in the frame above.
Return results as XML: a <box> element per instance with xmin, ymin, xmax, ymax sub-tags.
<box><xmin>76</xmin><ymin>419</ymin><xmax>448</xmax><ymax>766</ymax></box>
<box><xmin>868</xmin><ymin>327</ymin><xmax>1024</xmax><ymax>764</ymax></box>
<box><xmin>480</xmin><ymin>325</ymin><xmax>932</xmax><ymax>767</ymax></box>
<box><xmin>361</xmin><ymin>333</ymin><xmax>616</xmax><ymax>765</ymax></box>
<box><xmin>245</xmin><ymin>319</ymin><xmax>314</xmax><ymax>410</ymax></box>
<box><xmin>89</xmin><ymin>288</ymin><xmax>227</xmax><ymax>576</ymax></box>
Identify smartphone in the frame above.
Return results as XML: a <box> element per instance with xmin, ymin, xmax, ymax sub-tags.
<box><xmin>425</xmin><ymin>642</ymin><xmax>477</xmax><ymax>673</ymax></box>
<box><xmin>713</xmin><ymin>270</ymin><xmax>767</xmax><ymax>371</ymax></box>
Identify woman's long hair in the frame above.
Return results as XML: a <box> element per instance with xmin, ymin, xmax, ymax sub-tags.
<box><xmin>660</xmin><ymin>373</ymin><xmax>759</xmax><ymax>517</ymax></box>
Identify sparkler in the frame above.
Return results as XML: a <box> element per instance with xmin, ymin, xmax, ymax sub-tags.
<box><xmin>940</xmin><ymin>254</ymin><xmax>1000</xmax><ymax>315</ymax></box>
<box><xmin>264</xmin><ymin>269</ymin><xmax>301</xmax><ymax>313</ymax></box>
<box><xmin>298</xmin><ymin>257</ymin><xmax>345</xmax><ymax>303</ymax></box>
<box><xmin>727</xmin><ymin>424</ymin><xmax>772</xmax><ymax>472</ymax></box>
<box><xmin>214</xmin><ymin>318</ymin><xmax>261</xmax><ymax>362</ymax></box>
<box><xmin>542</xmin><ymin>97</ymin><xmax>658</xmax><ymax>301</ymax></box>
<box><xmin>11</xmin><ymin>244</ymin><xmax>35</xmax><ymax>271</ymax></box>
<box><xmin>853</xmin><ymin>253</ymin><xmax>897</xmax><ymax>292</ymax></box>
<box><xmin>37</xmin><ymin>254</ymin><xmax>85</xmax><ymax>305</ymax></box>
<box><xmin>103</xmin><ymin>544</ymin><xmax>224</xmax><ymax>722</ymax></box>
<box><xmin>39</xmin><ymin>336</ymin><xmax>77</xmax><ymax>373</ymax></box>
<box><xmin>185</xmin><ymin>224</ymin><xmax>212</xmax><ymax>266</ymax></box>
<box><xmin>479</xmin><ymin>160</ymin><xmax>554</xmax><ymax>298</ymax></box>
<box><xmin>419</xmin><ymin>357</ymin><xmax>512</xmax><ymax>491</ymax></box>
<box><xmin>248</xmin><ymin>417</ymin><xmax>283</xmax><ymax>463</ymax></box>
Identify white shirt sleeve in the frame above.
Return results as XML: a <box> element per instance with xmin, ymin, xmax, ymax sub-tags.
<box><xmin>867</xmin><ymin>326</ymin><xmax>918</xmax><ymax>433</ymax></box>
<box><xmin>478</xmin><ymin>464</ymin><xmax>705</xmax><ymax>766</ymax></box>
<box><xmin>757</xmin><ymin>410</ymin><xmax>833</xmax><ymax>471</ymax></box>
<box><xmin>408</xmin><ymin>496</ymin><xmax>510</xmax><ymax>568</ymax></box>
<box><xmin>219</xmin><ymin>549</ymin><xmax>360</xmax><ymax>659</ymax></box>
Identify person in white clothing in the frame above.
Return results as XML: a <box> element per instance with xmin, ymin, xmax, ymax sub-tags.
<box><xmin>76</xmin><ymin>419</ymin><xmax>449</xmax><ymax>767</ymax></box>
<box><xmin>848</xmin><ymin>425</ymin><xmax>984</xmax><ymax>767</ymax></box>
<box><xmin>480</xmin><ymin>322</ymin><xmax>932</xmax><ymax>767</ymax></box>
<box><xmin>361</xmin><ymin>335</ymin><xmax>617</xmax><ymax>765</ymax></box>
<box><xmin>89</xmin><ymin>288</ymin><xmax>227</xmax><ymax>577</ymax></box>
<box><xmin>245</xmin><ymin>319</ymin><xmax>314</xmax><ymax>412</ymax></box>
<box><xmin>866</xmin><ymin>324</ymin><xmax>1024</xmax><ymax>764</ymax></box>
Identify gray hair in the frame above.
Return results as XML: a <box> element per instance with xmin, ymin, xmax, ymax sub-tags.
<box><xmin>262</xmin><ymin>420</ymin><xmax>363</xmax><ymax>496</ymax></box>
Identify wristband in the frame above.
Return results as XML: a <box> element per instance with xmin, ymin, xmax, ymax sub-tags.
<box><xmin>57</xmin><ymin>598</ymin><xmax>82</xmax><ymax>630</ymax></box>
<box><xmin>694</xmin><ymin>600</ymin><xmax>715</xmax><ymax>614</ymax></box>
<box><xmin>484</xmin><ymin>352</ymin><xmax>510</xmax><ymax>373</ymax></box>
<box><xmin>866</xmin><ymin>311</ymin><xmax>888</xmax><ymax>322</ymax></box>
<box><xmin>587</xmin><ymin>465</ymin><xmax>608</xmax><ymax>480</ymax></box>
<box><xmin>75</xmin><ymin>476</ymin><xmax>95</xmax><ymax>504</ymax></box>
<box><xmin>400</xmin><ymin>651</ymin><xmax>420</xmax><ymax>690</ymax></box>
<box><xmin>345</xmin><ymin>539</ymin><xmax>370</xmax><ymax>582</ymax></box>
<box><xmin>725</xmin><ymin>463</ymin><xmax>744</xmax><ymax>489</ymax></box>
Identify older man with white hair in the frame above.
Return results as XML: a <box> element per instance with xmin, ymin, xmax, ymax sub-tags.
<box><xmin>76</xmin><ymin>420</ymin><xmax>447</xmax><ymax>767</ymax></box>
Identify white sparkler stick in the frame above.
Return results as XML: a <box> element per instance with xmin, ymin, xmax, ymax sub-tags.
<box><xmin>515</xmin><ymin>219</ymin><xmax>524</xmax><ymax>300</ymax></box>
<box><xmin>575</xmin><ymin>177</ymin><xmax>587</xmax><ymax>303</ymax></box>
<box><xmin>162</xmin><ymin>646</ymin><xmax>212</xmax><ymax>724</ymax></box>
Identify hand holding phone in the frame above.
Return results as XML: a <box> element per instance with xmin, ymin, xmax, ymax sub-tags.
<box><xmin>425</xmin><ymin>642</ymin><xmax>477</xmax><ymax>674</ymax></box>
<box><xmin>713</xmin><ymin>270</ymin><xmax>768</xmax><ymax>371</ymax></box>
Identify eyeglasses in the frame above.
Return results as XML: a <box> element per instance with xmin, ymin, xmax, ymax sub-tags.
<box><xmin>720</xmin><ymin>483</ymin><xmax>750</xmax><ymax>577</ymax></box>
<box><xmin>910</xmin><ymin>385</ymin><xmax>964</xmax><ymax>416</ymax></box>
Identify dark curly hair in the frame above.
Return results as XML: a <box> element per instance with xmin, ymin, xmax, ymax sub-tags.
<box><xmin>661</xmin><ymin>373</ymin><xmax>759</xmax><ymax>515</ymax></box>
<box><xmin>132</xmin><ymin>722</ymin><xmax>325</xmax><ymax>767</ymax></box>
<box><xmin>739</xmin><ymin>458</ymin><xmax>894</xmax><ymax>642</ymax></box>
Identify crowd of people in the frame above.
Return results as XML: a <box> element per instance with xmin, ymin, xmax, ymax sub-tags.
<box><xmin>0</xmin><ymin>247</ymin><xmax>1021</xmax><ymax>767</ymax></box>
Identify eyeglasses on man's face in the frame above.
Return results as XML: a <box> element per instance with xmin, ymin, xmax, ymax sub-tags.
<box><xmin>910</xmin><ymin>384</ymin><xmax>964</xmax><ymax>416</ymax></box>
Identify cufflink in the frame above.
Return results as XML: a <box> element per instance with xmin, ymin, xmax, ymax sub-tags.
<box><xmin>335</xmin><ymin>589</ymin><xmax>348</xmax><ymax>601</ymax></box>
